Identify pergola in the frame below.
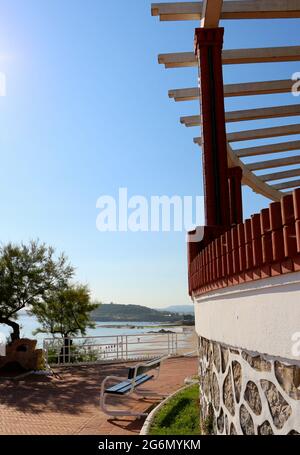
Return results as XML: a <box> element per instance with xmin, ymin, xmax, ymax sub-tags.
<box><xmin>151</xmin><ymin>0</ymin><xmax>300</xmax><ymax>225</ymax></box>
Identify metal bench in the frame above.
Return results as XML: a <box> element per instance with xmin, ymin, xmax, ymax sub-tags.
<box><xmin>100</xmin><ymin>356</ymin><xmax>166</xmax><ymax>417</ymax></box>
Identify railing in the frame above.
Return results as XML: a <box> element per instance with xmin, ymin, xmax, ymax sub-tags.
<box><xmin>189</xmin><ymin>188</ymin><xmax>300</xmax><ymax>296</ymax></box>
<box><xmin>43</xmin><ymin>330</ymin><xmax>196</xmax><ymax>366</ymax></box>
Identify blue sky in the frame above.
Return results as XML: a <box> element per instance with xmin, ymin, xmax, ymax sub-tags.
<box><xmin>0</xmin><ymin>1</ymin><xmax>299</xmax><ymax>308</ymax></box>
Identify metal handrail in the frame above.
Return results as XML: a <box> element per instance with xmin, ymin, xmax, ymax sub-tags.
<box><xmin>43</xmin><ymin>330</ymin><xmax>195</xmax><ymax>366</ymax></box>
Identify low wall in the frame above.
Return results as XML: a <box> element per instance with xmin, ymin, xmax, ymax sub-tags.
<box><xmin>198</xmin><ymin>336</ymin><xmax>300</xmax><ymax>435</ymax></box>
<box><xmin>194</xmin><ymin>273</ymin><xmax>300</xmax><ymax>435</ymax></box>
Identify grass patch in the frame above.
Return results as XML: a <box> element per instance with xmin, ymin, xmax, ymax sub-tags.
<box><xmin>149</xmin><ymin>384</ymin><xmax>201</xmax><ymax>436</ymax></box>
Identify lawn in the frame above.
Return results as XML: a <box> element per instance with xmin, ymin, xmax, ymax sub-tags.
<box><xmin>149</xmin><ymin>384</ymin><xmax>201</xmax><ymax>436</ymax></box>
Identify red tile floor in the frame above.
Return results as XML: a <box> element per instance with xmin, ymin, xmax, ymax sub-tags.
<box><xmin>0</xmin><ymin>357</ymin><xmax>198</xmax><ymax>435</ymax></box>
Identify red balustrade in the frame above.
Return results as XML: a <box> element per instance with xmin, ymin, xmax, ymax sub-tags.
<box><xmin>188</xmin><ymin>188</ymin><xmax>300</xmax><ymax>296</ymax></box>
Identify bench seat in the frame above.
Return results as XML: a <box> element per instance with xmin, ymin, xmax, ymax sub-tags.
<box><xmin>105</xmin><ymin>373</ymin><xmax>154</xmax><ymax>395</ymax></box>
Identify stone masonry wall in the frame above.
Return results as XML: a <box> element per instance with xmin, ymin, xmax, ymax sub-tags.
<box><xmin>199</xmin><ymin>337</ymin><xmax>300</xmax><ymax>435</ymax></box>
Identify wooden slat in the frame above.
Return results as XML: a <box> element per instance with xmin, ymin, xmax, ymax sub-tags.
<box><xmin>223</xmin><ymin>45</ymin><xmax>300</xmax><ymax>64</ymax></box>
<box><xmin>181</xmin><ymin>115</ymin><xmax>201</xmax><ymax>127</ymax></box>
<box><xmin>227</xmin><ymin>124</ymin><xmax>300</xmax><ymax>142</ymax></box>
<box><xmin>260</xmin><ymin>168</ymin><xmax>300</xmax><ymax>182</ymax></box>
<box><xmin>194</xmin><ymin>123</ymin><xmax>300</xmax><ymax>145</ymax></box>
<box><xmin>169</xmin><ymin>87</ymin><xmax>200</xmax><ymax>102</ymax></box>
<box><xmin>159</xmin><ymin>46</ymin><xmax>300</xmax><ymax>68</ymax></box>
<box><xmin>271</xmin><ymin>179</ymin><xmax>300</xmax><ymax>190</ymax></box>
<box><xmin>235</xmin><ymin>140</ymin><xmax>300</xmax><ymax>158</ymax></box>
<box><xmin>181</xmin><ymin>104</ymin><xmax>300</xmax><ymax>127</ymax></box>
<box><xmin>169</xmin><ymin>79</ymin><xmax>293</xmax><ymax>101</ymax></box>
<box><xmin>201</xmin><ymin>0</ymin><xmax>223</xmax><ymax>27</ymax></box>
<box><xmin>227</xmin><ymin>143</ymin><xmax>282</xmax><ymax>201</ymax></box>
<box><xmin>159</xmin><ymin>52</ymin><xmax>196</xmax><ymax>68</ymax></box>
<box><xmin>151</xmin><ymin>1</ymin><xmax>300</xmax><ymax>21</ymax></box>
<box><xmin>248</xmin><ymin>155</ymin><xmax>300</xmax><ymax>171</ymax></box>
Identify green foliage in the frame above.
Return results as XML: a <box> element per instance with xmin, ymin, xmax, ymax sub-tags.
<box><xmin>91</xmin><ymin>303</ymin><xmax>195</xmax><ymax>324</ymax></box>
<box><xmin>32</xmin><ymin>285</ymin><xmax>99</xmax><ymax>338</ymax></box>
<box><xmin>46</xmin><ymin>342</ymin><xmax>99</xmax><ymax>365</ymax></box>
<box><xmin>0</xmin><ymin>240</ymin><xmax>74</xmax><ymax>340</ymax></box>
<box><xmin>149</xmin><ymin>384</ymin><xmax>201</xmax><ymax>436</ymax></box>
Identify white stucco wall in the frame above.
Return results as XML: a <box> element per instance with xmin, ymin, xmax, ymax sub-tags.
<box><xmin>193</xmin><ymin>271</ymin><xmax>300</xmax><ymax>362</ymax></box>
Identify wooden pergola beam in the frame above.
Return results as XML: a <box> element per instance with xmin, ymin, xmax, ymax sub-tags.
<box><xmin>159</xmin><ymin>46</ymin><xmax>300</xmax><ymax>68</ymax></box>
<box><xmin>194</xmin><ymin>124</ymin><xmax>300</xmax><ymax>145</ymax></box>
<box><xmin>260</xmin><ymin>168</ymin><xmax>300</xmax><ymax>182</ymax></box>
<box><xmin>227</xmin><ymin>143</ymin><xmax>282</xmax><ymax>201</ymax></box>
<box><xmin>248</xmin><ymin>155</ymin><xmax>300</xmax><ymax>172</ymax></box>
<box><xmin>201</xmin><ymin>0</ymin><xmax>223</xmax><ymax>27</ymax></box>
<box><xmin>151</xmin><ymin>1</ymin><xmax>300</xmax><ymax>21</ymax></box>
<box><xmin>181</xmin><ymin>104</ymin><xmax>300</xmax><ymax>127</ymax></box>
<box><xmin>271</xmin><ymin>179</ymin><xmax>300</xmax><ymax>190</ymax></box>
<box><xmin>228</xmin><ymin>124</ymin><xmax>300</xmax><ymax>142</ymax></box>
<box><xmin>235</xmin><ymin>140</ymin><xmax>300</xmax><ymax>158</ymax></box>
<box><xmin>169</xmin><ymin>79</ymin><xmax>293</xmax><ymax>101</ymax></box>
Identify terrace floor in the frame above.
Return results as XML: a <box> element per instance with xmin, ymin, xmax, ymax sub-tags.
<box><xmin>0</xmin><ymin>356</ymin><xmax>198</xmax><ymax>435</ymax></box>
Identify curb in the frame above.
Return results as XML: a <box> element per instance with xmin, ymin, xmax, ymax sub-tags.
<box><xmin>140</xmin><ymin>384</ymin><xmax>193</xmax><ymax>435</ymax></box>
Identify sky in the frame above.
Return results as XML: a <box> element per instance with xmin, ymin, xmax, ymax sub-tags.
<box><xmin>0</xmin><ymin>1</ymin><xmax>299</xmax><ymax>308</ymax></box>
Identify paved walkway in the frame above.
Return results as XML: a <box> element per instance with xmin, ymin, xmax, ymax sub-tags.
<box><xmin>0</xmin><ymin>357</ymin><xmax>197</xmax><ymax>435</ymax></box>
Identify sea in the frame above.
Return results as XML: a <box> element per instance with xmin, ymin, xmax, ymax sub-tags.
<box><xmin>0</xmin><ymin>313</ymin><xmax>184</xmax><ymax>347</ymax></box>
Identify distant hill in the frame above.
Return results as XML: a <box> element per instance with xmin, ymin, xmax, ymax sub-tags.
<box><xmin>161</xmin><ymin>305</ymin><xmax>194</xmax><ymax>315</ymax></box>
<box><xmin>91</xmin><ymin>303</ymin><xmax>194</xmax><ymax>323</ymax></box>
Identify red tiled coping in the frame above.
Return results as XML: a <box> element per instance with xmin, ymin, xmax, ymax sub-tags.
<box><xmin>188</xmin><ymin>189</ymin><xmax>300</xmax><ymax>296</ymax></box>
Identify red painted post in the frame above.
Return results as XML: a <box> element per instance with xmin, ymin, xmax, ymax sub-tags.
<box><xmin>231</xmin><ymin>226</ymin><xmax>239</xmax><ymax>284</ymax></box>
<box><xmin>269</xmin><ymin>201</ymin><xmax>284</xmax><ymax>276</ymax></box>
<box><xmin>260</xmin><ymin>208</ymin><xmax>272</xmax><ymax>278</ymax></box>
<box><xmin>244</xmin><ymin>219</ymin><xmax>253</xmax><ymax>281</ymax></box>
<box><xmin>292</xmin><ymin>189</ymin><xmax>300</xmax><ymax>271</ymax></box>
<box><xmin>281</xmin><ymin>194</ymin><xmax>296</xmax><ymax>273</ymax></box>
<box><xmin>207</xmin><ymin>242</ymin><xmax>212</xmax><ymax>285</ymax></box>
<box><xmin>212</xmin><ymin>239</ymin><xmax>217</xmax><ymax>284</ymax></box>
<box><xmin>204</xmin><ymin>247</ymin><xmax>209</xmax><ymax>285</ymax></box>
<box><xmin>199</xmin><ymin>251</ymin><xmax>204</xmax><ymax>289</ymax></box>
<box><xmin>251</xmin><ymin>214</ymin><xmax>263</xmax><ymax>280</ymax></box>
<box><xmin>237</xmin><ymin>222</ymin><xmax>246</xmax><ymax>283</ymax></box>
<box><xmin>221</xmin><ymin>233</ymin><xmax>227</xmax><ymax>284</ymax></box>
<box><xmin>226</xmin><ymin>229</ymin><xmax>233</xmax><ymax>285</ymax></box>
<box><xmin>293</xmin><ymin>189</ymin><xmax>300</xmax><ymax>253</ymax></box>
<box><xmin>216</xmin><ymin>236</ymin><xmax>222</xmax><ymax>286</ymax></box>
<box><xmin>194</xmin><ymin>27</ymin><xmax>230</xmax><ymax>230</ymax></box>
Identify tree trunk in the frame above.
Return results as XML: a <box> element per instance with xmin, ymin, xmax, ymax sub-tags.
<box><xmin>0</xmin><ymin>318</ymin><xmax>20</xmax><ymax>342</ymax></box>
<box><xmin>59</xmin><ymin>336</ymin><xmax>73</xmax><ymax>364</ymax></box>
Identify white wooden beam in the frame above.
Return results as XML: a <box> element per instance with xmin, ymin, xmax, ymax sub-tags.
<box><xmin>248</xmin><ymin>155</ymin><xmax>300</xmax><ymax>171</ymax></box>
<box><xmin>194</xmin><ymin>124</ymin><xmax>300</xmax><ymax>146</ymax></box>
<box><xmin>151</xmin><ymin>1</ymin><xmax>300</xmax><ymax>21</ymax></box>
<box><xmin>201</xmin><ymin>0</ymin><xmax>223</xmax><ymax>27</ymax></box>
<box><xmin>159</xmin><ymin>46</ymin><xmax>300</xmax><ymax>68</ymax></box>
<box><xmin>260</xmin><ymin>168</ymin><xmax>300</xmax><ymax>182</ymax></box>
<box><xmin>227</xmin><ymin>124</ymin><xmax>300</xmax><ymax>142</ymax></box>
<box><xmin>235</xmin><ymin>140</ymin><xmax>300</xmax><ymax>158</ymax></box>
<box><xmin>169</xmin><ymin>79</ymin><xmax>293</xmax><ymax>101</ymax></box>
<box><xmin>271</xmin><ymin>179</ymin><xmax>300</xmax><ymax>190</ymax></box>
<box><xmin>181</xmin><ymin>104</ymin><xmax>300</xmax><ymax>127</ymax></box>
<box><xmin>227</xmin><ymin>144</ymin><xmax>282</xmax><ymax>202</ymax></box>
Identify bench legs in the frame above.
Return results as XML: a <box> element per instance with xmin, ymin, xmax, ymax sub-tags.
<box><xmin>133</xmin><ymin>388</ymin><xmax>167</xmax><ymax>400</ymax></box>
<box><xmin>100</xmin><ymin>376</ymin><xmax>149</xmax><ymax>418</ymax></box>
